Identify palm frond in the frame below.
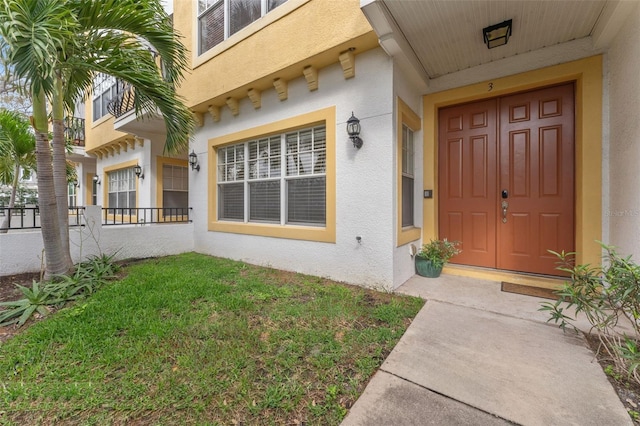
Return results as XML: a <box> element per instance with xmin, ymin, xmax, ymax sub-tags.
<box><xmin>0</xmin><ymin>0</ymin><xmax>76</xmax><ymax>99</ymax></box>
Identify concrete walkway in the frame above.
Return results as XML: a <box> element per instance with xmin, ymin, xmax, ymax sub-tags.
<box><xmin>342</xmin><ymin>274</ymin><xmax>632</xmax><ymax>426</ymax></box>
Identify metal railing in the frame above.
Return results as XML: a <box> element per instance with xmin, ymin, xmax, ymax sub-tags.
<box><xmin>0</xmin><ymin>206</ymin><xmax>85</xmax><ymax>231</ymax></box>
<box><xmin>0</xmin><ymin>206</ymin><xmax>192</xmax><ymax>230</ymax></box>
<box><xmin>106</xmin><ymin>81</ymin><xmax>135</xmax><ymax>118</ymax></box>
<box><xmin>102</xmin><ymin>207</ymin><xmax>192</xmax><ymax>226</ymax></box>
<box><xmin>64</xmin><ymin>116</ymin><xmax>85</xmax><ymax>147</ymax></box>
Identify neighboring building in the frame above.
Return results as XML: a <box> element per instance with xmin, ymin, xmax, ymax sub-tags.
<box><xmin>1</xmin><ymin>110</ymin><xmax>92</xmax><ymax>208</ymax></box>
<box><xmin>80</xmin><ymin>0</ymin><xmax>640</xmax><ymax>291</ymax></box>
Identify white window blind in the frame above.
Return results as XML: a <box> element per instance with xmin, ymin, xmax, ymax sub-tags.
<box><xmin>107</xmin><ymin>168</ymin><xmax>136</xmax><ymax>209</ymax></box>
<box><xmin>217</xmin><ymin>125</ymin><xmax>326</xmax><ymax>226</ymax></box>
<box><xmin>68</xmin><ymin>182</ymin><xmax>77</xmax><ymax>208</ymax></box>
<box><xmin>198</xmin><ymin>0</ymin><xmax>288</xmax><ymax>55</ymax></box>
<box><xmin>163</xmin><ymin>164</ymin><xmax>189</xmax><ymax>210</ymax></box>
<box><xmin>402</xmin><ymin>124</ymin><xmax>415</xmax><ymax>227</ymax></box>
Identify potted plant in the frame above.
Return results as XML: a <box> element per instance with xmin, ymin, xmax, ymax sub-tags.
<box><xmin>415</xmin><ymin>239</ymin><xmax>461</xmax><ymax>278</ymax></box>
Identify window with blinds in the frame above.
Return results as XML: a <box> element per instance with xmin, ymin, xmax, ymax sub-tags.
<box><xmin>162</xmin><ymin>164</ymin><xmax>189</xmax><ymax>210</ymax></box>
<box><xmin>107</xmin><ymin>168</ymin><xmax>136</xmax><ymax>209</ymax></box>
<box><xmin>217</xmin><ymin>125</ymin><xmax>326</xmax><ymax>226</ymax></box>
<box><xmin>402</xmin><ymin>124</ymin><xmax>415</xmax><ymax>227</ymax></box>
<box><xmin>198</xmin><ymin>0</ymin><xmax>288</xmax><ymax>55</ymax></box>
<box><xmin>68</xmin><ymin>182</ymin><xmax>77</xmax><ymax>208</ymax></box>
<box><xmin>92</xmin><ymin>73</ymin><xmax>126</xmax><ymax>121</ymax></box>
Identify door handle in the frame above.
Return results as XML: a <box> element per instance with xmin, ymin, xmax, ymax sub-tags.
<box><xmin>501</xmin><ymin>200</ymin><xmax>508</xmax><ymax>223</ymax></box>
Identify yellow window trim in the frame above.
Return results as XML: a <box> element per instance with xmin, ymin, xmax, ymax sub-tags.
<box><xmin>208</xmin><ymin>106</ymin><xmax>336</xmax><ymax>243</ymax></box>
<box><xmin>102</xmin><ymin>159</ymin><xmax>140</xmax><ymax>209</ymax></box>
<box><xmin>422</xmin><ymin>55</ymin><xmax>603</xmax><ymax>268</ymax></box>
<box><xmin>397</xmin><ymin>97</ymin><xmax>422</xmax><ymax>246</ymax></box>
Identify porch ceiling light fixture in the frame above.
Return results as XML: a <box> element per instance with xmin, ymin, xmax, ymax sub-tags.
<box><xmin>92</xmin><ymin>174</ymin><xmax>101</xmax><ymax>185</ymax></box>
<box><xmin>188</xmin><ymin>150</ymin><xmax>200</xmax><ymax>172</ymax></box>
<box><xmin>346</xmin><ymin>112</ymin><xmax>363</xmax><ymax>149</ymax></box>
<box><xmin>482</xmin><ymin>19</ymin><xmax>512</xmax><ymax>49</ymax></box>
<box><xmin>134</xmin><ymin>164</ymin><xmax>144</xmax><ymax>179</ymax></box>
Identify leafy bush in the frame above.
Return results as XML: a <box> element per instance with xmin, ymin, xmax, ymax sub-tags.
<box><xmin>540</xmin><ymin>244</ymin><xmax>640</xmax><ymax>384</ymax></box>
<box><xmin>0</xmin><ymin>253</ymin><xmax>119</xmax><ymax>327</ymax></box>
<box><xmin>416</xmin><ymin>239</ymin><xmax>461</xmax><ymax>268</ymax></box>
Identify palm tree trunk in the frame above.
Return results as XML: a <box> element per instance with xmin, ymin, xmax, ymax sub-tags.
<box><xmin>52</xmin><ymin>75</ymin><xmax>73</xmax><ymax>269</ymax></box>
<box><xmin>33</xmin><ymin>87</ymin><xmax>68</xmax><ymax>279</ymax></box>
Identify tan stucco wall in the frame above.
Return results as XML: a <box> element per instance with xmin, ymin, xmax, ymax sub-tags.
<box><xmin>174</xmin><ymin>0</ymin><xmax>378</xmax><ymax>111</ymax></box>
<box><xmin>84</xmin><ymin>102</ymin><xmax>128</xmax><ymax>152</ymax></box>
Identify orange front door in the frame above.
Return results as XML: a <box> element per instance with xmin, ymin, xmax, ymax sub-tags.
<box><xmin>438</xmin><ymin>83</ymin><xmax>575</xmax><ymax>276</ymax></box>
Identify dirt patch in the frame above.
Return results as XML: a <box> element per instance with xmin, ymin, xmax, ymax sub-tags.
<box><xmin>0</xmin><ymin>272</ymin><xmax>40</xmax><ymax>302</ymax></box>
<box><xmin>0</xmin><ymin>272</ymin><xmax>42</xmax><ymax>342</ymax></box>
<box><xmin>585</xmin><ymin>334</ymin><xmax>640</xmax><ymax>423</ymax></box>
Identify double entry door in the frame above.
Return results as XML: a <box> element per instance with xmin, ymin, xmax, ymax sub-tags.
<box><xmin>438</xmin><ymin>83</ymin><xmax>574</xmax><ymax>276</ymax></box>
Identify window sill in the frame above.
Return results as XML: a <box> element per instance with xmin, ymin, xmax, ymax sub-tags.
<box><xmin>398</xmin><ymin>226</ymin><xmax>421</xmax><ymax>247</ymax></box>
<box><xmin>91</xmin><ymin>114</ymin><xmax>112</xmax><ymax>128</ymax></box>
<box><xmin>209</xmin><ymin>220</ymin><xmax>335</xmax><ymax>243</ymax></box>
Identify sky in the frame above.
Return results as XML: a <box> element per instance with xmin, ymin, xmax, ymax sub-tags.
<box><xmin>162</xmin><ymin>0</ymin><xmax>173</xmax><ymax>15</ymax></box>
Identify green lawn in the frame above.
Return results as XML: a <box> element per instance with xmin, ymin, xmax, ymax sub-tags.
<box><xmin>0</xmin><ymin>253</ymin><xmax>424</xmax><ymax>425</ymax></box>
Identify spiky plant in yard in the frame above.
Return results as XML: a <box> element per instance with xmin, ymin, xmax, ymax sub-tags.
<box><xmin>0</xmin><ymin>281</ymin><xmax>63</xmax><ymax>327</ymax></box>
<box><xmin>541</xmin><ymin>244</ymin><xmax>640</xmax><ymax>385</ymax></box>
<box><xmin>0</xmin><ymin>252</ymin><xmax>120</xmax><ymax>327</ymax></box>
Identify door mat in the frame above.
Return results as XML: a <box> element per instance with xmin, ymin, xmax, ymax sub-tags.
<box><xmin>501</xmin><ymin>281</ymin><xmax>559</xmax><ymax>300</ymax></box>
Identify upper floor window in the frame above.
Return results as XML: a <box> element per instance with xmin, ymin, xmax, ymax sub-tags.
<box><xmin>92</xmin><ymin>73</ymin><xmax>127</xmax><ymax>122</ymax></box>
<box><xmin>217</xmin><ymin>125</ymin><xmax>326</xmax><ymax>225</ymax></box>
<box><xmin>198</xmin><ymin>0</ymin><xmax>288</xmax><ymax>55</ymax></box>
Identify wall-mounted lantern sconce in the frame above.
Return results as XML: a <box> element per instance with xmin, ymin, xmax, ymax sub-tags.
<box><xmin>92</xmin><ymin>174</ymin><xmax>101</xmax><ymax>185</ymax></box>
<box><xmin>346</xmin><ymin>112</ymin><xmax>363</xmax><ymax>149</ymax></box>
<box><xmin>188</xmin><ymin>150</ymin><xmax>200</xmax><ymax>171</ymax></box>
<box><xmin>72</xmin><ymin>178</ymin><xmax>79</xmax><ymax>188</ymax></box>
<box><xmin>483</xmin><ymin>19</ymin><xmax>512</xmax><ymax>49</ymax></box>
<box><xmin>134</xmin><ymin>164</ymin><xmax>144</xmax><ymax>179</ymax></box>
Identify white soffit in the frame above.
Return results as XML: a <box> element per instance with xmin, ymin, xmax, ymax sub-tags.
<box><xmin>362</xmin><ymin>0</ymin><xmax>609</xmax><ymax>79</ymax></box>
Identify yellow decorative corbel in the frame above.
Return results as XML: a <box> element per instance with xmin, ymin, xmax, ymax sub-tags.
<box><xmin>226</xmin><ymin>97</ymin><xmax>239</xmax><ymax>116</ymax></box>
<box><xmin>273</xmin><ymin>78</ymin><xmax>288</xmax><ymax>101</ymax></box>
<box><xmin>339</xmin><ymin>48</ymin><xmax>355</xmax><ymax>79</ymax></box>
<box><xmin>247</xmin><ymin>88</ymin><xmax>261</xmax><ymax>109</ymax></box>
<box><xmin>303</xmin><ymin>66</ymin><xmax>318</xmax><ymax>91</ymax></box>
<box><xmin>193</xmin><ymin>111</ymin><xmax>204</xmax><ymax>127</ymax></box>
<box><xmin>208</xmin><ymin>105</ymin><xmax>220</xmax><ymax>122</ymax></box>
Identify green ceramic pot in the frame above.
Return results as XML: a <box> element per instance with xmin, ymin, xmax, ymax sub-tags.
<box><xmin>415</xmin><ymin>257</ymin><xmax>443</xmax><ymax>278</ymax></box>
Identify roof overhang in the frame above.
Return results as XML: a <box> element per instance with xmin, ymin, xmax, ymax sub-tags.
<box><xmin>361</xmin><ymin>0</ymin><xmax>637</xmax><ymax>90</ymax></box>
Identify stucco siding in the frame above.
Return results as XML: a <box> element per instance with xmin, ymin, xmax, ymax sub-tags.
<box><xmin>191</xmin><ymin>49</ymin><xmax>397</xmax><ymax>289</ymax></box>
<box><xmin>607</xmin><ymin>1</ymin><xmax>640</xmax><ymax>259</ymax></box>
<box><xmin>0</xmin><ymin>206</ymin><xmax>194</xmax><ymax>276</ymax></box>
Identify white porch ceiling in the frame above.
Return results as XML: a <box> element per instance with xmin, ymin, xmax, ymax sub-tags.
<box><xmin>361</xmin><ymin>0</ymin><xmax>629</xmax><ymax>82</ymax></box>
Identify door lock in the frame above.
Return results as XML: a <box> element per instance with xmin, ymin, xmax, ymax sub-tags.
<box><xmin>502</xmin><ymin>190</ymin><xmax>508</xmax><ymax>199</ymax></box>
<box><xmin>501</xmin><ymin>200</ymin><xmax>508</xmax><ymax>223</ymax></box>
